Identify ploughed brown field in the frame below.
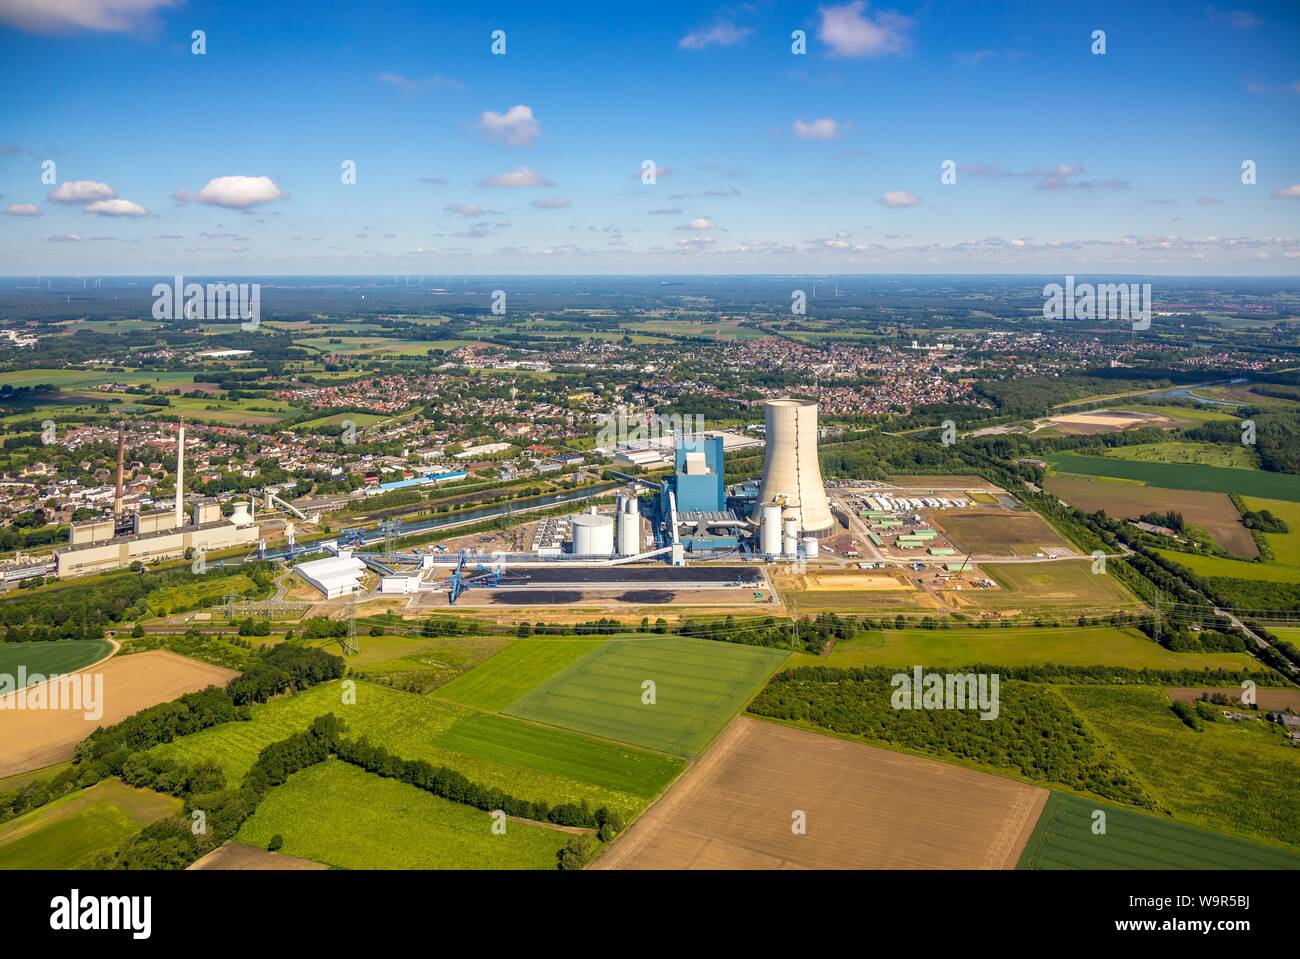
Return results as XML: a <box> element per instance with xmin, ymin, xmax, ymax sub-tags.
<box><xmin>0</xmin><ymin>650</ymin><xmax>237</xmax><ymax>779</ymax></box>
<box><xmin>930</xmin><ymin>511</ymin><xmax>1070</xmax><ymax>557</ymax></box>
<box><xmin>189</xmin><ymin>841</ymin><xmax>328</xmax><ymax>871</ymax></box>
<box><xmin>1043</xmin><ymin>475</ymin><xmax>1258</xmax><ymax>558</ymax></box>
<box><xmin>594</xmin><ymin>717</ymin><xmax>1048</xmax><ymax>870</ymax></box>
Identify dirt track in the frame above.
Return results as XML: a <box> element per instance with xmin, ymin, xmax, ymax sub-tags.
<box><xmin>594</xmin><ymin>717</ymin><xmax>1048</xmax><ymax>870</ymax></box>
<box><xmin>189</xmin><ymin>841</ymin><xmax>328</xmax><ymax>871</ymax></box>
<box><xmin>0</xmin><ymin>650</ymin><xmax>237</xmax><ymax>779</ymax></box>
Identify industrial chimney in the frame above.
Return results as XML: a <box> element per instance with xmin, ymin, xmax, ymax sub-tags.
<box><xmin>174</xmin><ymin>418</ymin><xmax>185</xmax><ymax>528</ymax></box>
<box><xmin>752</xmin><ymin>398</ymin><xmax>834</xmax><ymax>537</ymax></box>
<box><xmin>113</xmin><ymin>422</ymin><xmax>126</xmax><ymax>518</ymax></box>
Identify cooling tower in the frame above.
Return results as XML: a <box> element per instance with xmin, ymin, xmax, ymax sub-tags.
<box><xmin>753</xmin><ymin>398</ymin><xmax>834</xmax><ymax>537</ymax></box>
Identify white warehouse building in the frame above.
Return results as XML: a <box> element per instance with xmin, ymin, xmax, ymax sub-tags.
<box><xmin>294</xmin><ymin>553</ymin><xmax>367</xmax><ymax>598</ymax></box>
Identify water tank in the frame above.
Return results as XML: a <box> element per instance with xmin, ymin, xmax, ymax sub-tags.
<box><xmin>572</xmin><ymin>512</ymin><xmax>615</xmax><ymax>556</ymax></box>
<box><xmin>803</xmin><ymin>535</ymin><xmax>820</xmax><ymax>559</ymax></box>
<box><xmin>759</xmin><ymin>501</ymin><xmax>783</xmax><ymax>557</ymax></box>
<box><xmin>783</xmin><ymin>516</ymin><xmax>800</xmax><ymax>557</ymax></box>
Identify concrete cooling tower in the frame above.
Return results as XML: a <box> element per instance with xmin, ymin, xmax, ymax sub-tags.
<box><xmin>753</xmin><ymin>398</ymin><xmax>834</xmax><ymax>537</ymax></box>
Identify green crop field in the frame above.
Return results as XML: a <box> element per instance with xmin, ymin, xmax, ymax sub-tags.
<box><xmin>234</xmin><ymin>760</ymin><xmax>570</xmax><ymax>869</ymax></box>
<box><xmin>787</xmin><ymin>626</ymin><xmax>1260</xmax><ymax>671</ymax></box>
<box><xmin>507</xmin><ymin>636</ymin><xmax>789</xmax><ymax>756</ymax></box>
<box><xmin>1019</xmin><ymin>792</ymin><xmax>1300</xmax><ymax>869</ymax></box>
<box><xmin>1154</xmin><ymin>549</ymin><xmax>1300</xmax><ymax>583</ymax></box>
<box><xmin>1242</xmin><ymin>497</ymin><xmax>1300</xmax><ymax>566</ymax></box>
<box><xmin>153</xmin><ymin>680</ymin><xmax>668</xmax><ymax>818</ymax></box>
<box><xmin>435</xmin><ymin>713</ymin><xmax>683</xmax><ymax>798</ymax></box>
<box><xmin>1103</xmin><ymin>441</ymin><xmax>1258</xmax><ymax>470</ymax></box>
<box><xmin>0</xmin><ymin>779</ymin><xmax>180</xmax><ymax>870</ymax></box>
<box><xmin>1056</xmin><ymin>685</ymin><xmax>1300</xmax><ymax>849</ymax></box>
<box><xmin>436</xmin><ymin>638</ymin><xmax>608</xmax><ymax>710</ymax></box>
<box><xmin>1047</xmin><ymin>453</ymin><xmax>1300</xmax><ymax>502</ymax></box>
<box><xmin>0</xmin><ymin>639</ymin><xmax>113</xmax><ymax>684</ymax></box>
<box><xmin>294</xmin><ymin>412</ymin><xmax>388</xmax><ymax>430</ymax></box>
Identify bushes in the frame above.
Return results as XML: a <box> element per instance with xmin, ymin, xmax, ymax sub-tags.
<box><xmin>225</xmin><ymin>644</ymin><xmax>345</xmax><ymax>705</ymax></box>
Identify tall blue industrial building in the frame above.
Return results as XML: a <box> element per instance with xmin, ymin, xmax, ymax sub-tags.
<box><xmin>673</xmin><ymin>435</ymin><xmax>725</xmax><ymax>512</ymax></box>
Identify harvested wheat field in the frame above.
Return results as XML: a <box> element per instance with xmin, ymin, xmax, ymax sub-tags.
<box><xmin>1166</xmin><ymin>687</ymin><xmax>1300</xmax><ymax>711</ymax></box>
<box><xmin>0</xmin><ymin>650</ymin><xmax>237</xmax><ymax>779</ymax></box>
<box><xmin>189</xmin><ymin>841</ymin><xmax>328</xmax><ymax>871</ymax></box>
<box><xmin>595</xmin><ymin>717</ymin><xmax>1048</xmax><ymax>870</ymax></box>
<box><xmin>772</xmin><ymin>569</ymin><xmax>915</xmax><ymax>592</ymax></box>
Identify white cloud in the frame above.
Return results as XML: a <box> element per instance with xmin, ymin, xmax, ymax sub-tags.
<box><xmin>46</xmin><ymin>233</ymin><xmax>82</xmax><ymax>242</ymax></box>
<box><xmin>174</xmin><ymin>175</ymin><xmax>287</xmax><ymax>209</ymax></box>
<box><xmin>676</xmin><ymin>235</ymin><xmax>716</xmax><ymax>250</ymax></box>
<box><xmin>477</xmin><ymin>105</ymin><xmax>542</xmax><ymax>146</ymax></box>
<box><xmin>531</xmin><ymin>197</ymin><xmax>571</xmax><ymax>209</ymax></box>
<box><xmin>84</xmin><ymin>197</ymin><xmax>148</xmax><ymax>217</ymax></box>
<box><xmin>679</xmin><ymin>19</ymin><xmax>752</xmax><ymax>50</ymax></box>
<box><xmin>0</xmin><ymin>0</ymin><xmax>179</xmax><ymax>34</ymax></box>
<box><xmin>1272</xmin><ymin>184</ymin><xmax>1300</xmax><ymax>199</ymax></box>
<box><xmin>792</xmin><ymin>117</ymin><xmax>841</xmax><ymax>140</ymax></box>
<box><xmin>478</xmin><ymin>166</ymin><xmax>553</xmax><ymax>188</ymax></box>
<box><xmin>880</xmin><ymin>190</ymin><xmax>920</xmax><ymax>207</ymax></box>
<box><xmin>377</xmin><ymin>71</ymin><xmax>462</xmax><ymax>92</ymax></box>
<box><xmin>48</xmin><ymin>180</ymin><xmax>116</xmax><ymax>204</ymax></box>
<box><xmin>3</xmin><ymin>203</ymin><xmax>40</xmax><ymax>216</ymax></box>
<box><xmin>444</xmin><ymin>203</ymin><xmax>488</xmax><ymax>217</ymax></box>
<box><xmin>678</xmin><ymin>217</ymin><xmax>716</xmax><ymax>230</ymax></box>
<box><xmin>818</xmin><ymin>2</ymin><xmax>913</xmax><ymax>58</ymax></box>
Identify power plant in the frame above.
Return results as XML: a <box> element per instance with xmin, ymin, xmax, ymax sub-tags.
<box><xmin>752</xmin><ymin>398</ymin><xmax>833</xmax><ymax>541</ymax></box>
<box><xmin>54</xmin><ymin>419</ymin><xmax>260</xmax><ymax>577</ymax></box>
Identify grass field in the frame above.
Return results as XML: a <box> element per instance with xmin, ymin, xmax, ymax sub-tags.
<box><xmin>294</xmin><ymin>412</ymin><xmax>388</xmax><ymax>430</ymax></box>
<box><xmin>0</xmin><ymin>639</ymin><xmax>113</xmax><ymax>684</ymax></box>
<box><xmin>1047</xmin><ymin>453</ymin><xmax>1300</xmax><ymax>503</ymax></box>
<box><xmin>1045</xmin><ymin>475</ymin><xmax>1257</xmax><ymax>557</ymax></box>
<box><xmin>507</xmin><ymin>636</ymin><xmax>789</xmax><ymax>757</ymax></box>
<box><xmin>971</xmin><ymin>560</ymin><xmax>1145</xmax><ymax>611</ymax></box>
<box><xmin>340</xmin><ymin>631</ymin><xmax>513</xmax><ymax>692</ymax></box>
<box><xmin>1018</xmin><ymin>792</ymin><xmax>1300</xmax><ymax>869</ymax></box>
<box><xmin>1114</xmin><ymin>404</ymin><xmax>1238</xmax><ymax>424</ymax></box>
<box><xmin>145</xmin><ymin>573</ymin><xmax>256</xmax><ymax>616</ymax></box>
<box><xmin>234</xmin><ymin>760</ymin><xmax>570</xmax><ymax>869</ymax></box>
<box><xmin>0</xmin><ymin>779</ymin><xmax>180</xmax><ymax>870</ymax></box>
<box><xmin>1103</xmin><ymin>441</ymin><xmax>1258</xmax><ymax>469</ymax></box>
<box><xmin>153</xmin><ymin>680</ymin><xmax>674</xmax><ymax>818</ymax></box>
<box><xmin>787</xmin><ymin>626</ymin><xmax>1260</xmax><ymax>671</ymax></box>
<box><xmin>436</xmin><ymin>638</ymin><xmax>607</xmax><ymax>710</ymax></box>
<box><xmin>1154</xmin><ymin>549</ymin><xmax>1300</xmax><ymax>583</ymax></box>
<box><xmin>1241</xmin><ymin>497</ymin><xmax>1300</xmax><ymax>565</ymax></box>
<box><xmin>1056</xmin><ymin>685</ymin><xmax>1300</xmax><ymax>849</ymax></box>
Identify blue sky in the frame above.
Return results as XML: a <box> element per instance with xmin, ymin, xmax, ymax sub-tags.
<box><xmin>1</xmin><ymin>0</ymin><xmax>1298</xmax><ymax>274</ymax></box>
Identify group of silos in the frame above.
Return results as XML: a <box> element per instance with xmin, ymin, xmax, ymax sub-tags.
<box><xmin>753</xmin><ymin>398</ymin><xmax>832</xmax><ymax>560</ymax></box>
<box><xmin>569</xmin><ymin>494</ymin><xmax>640</xmax><ymax>557</ymax></box>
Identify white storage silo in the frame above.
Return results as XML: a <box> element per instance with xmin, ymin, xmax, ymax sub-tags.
<box><xmin>572</xmin><ymin>512</ymin><xmax>615</xmax><ymax>556</ymax></box>
<box><xmin>803</xmin><ymin>535</ymin><xmax>819</xmax><ymax>559</ymax></box>
<box><xmin>783</xmin><ymin>516</ymin><xmax>800</xmax><ymax>557</ymax></box>
<box><xmin>617</xmin><ymin>497</ymin><xmax>641</xmax><ymax>555</ymax></box>
<box><xmin>759</xmin><ymin>501</ymin><xmax>783</xmax><ymax>557</ymax></box>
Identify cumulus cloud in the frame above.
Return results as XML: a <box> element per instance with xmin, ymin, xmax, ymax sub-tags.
<box><xmin>478</xmin><ymin>166</ymin><xmax>553</xmax><ymax>188</ymax></box>
<box><xmin>48</xmin><ymin>180</ymin><xmax>116</xmax><ymax>204</ymax></box>
<box><xmin>3</xmin><ymin>203</ymin><xmax>40</xmax><ymax>216</ymax></box>
<box><xmin>818</xmin><ymin>2</ymin><xmax>913</xmax><ymax>58</ymax></box>
<box><xmin>0</xmin><ymin>0</ymin><xmax>179</xmax><ymax>33</ymax></box>
<box><xmin>792</xmin><ymin>117</ymin><xmax>841</xmax><ymax>140</ymax></box>
<box><xmin>84</xmin><ymin>198</ymin><xmax>148</xmax><ymax>217</ymax></box>
<box><xmin>880</xmin><ymin>190</ymin><xmax>920</xmax><ymax>207</ymax></box>
<box><xmin>476</xmin><ymin>105</ymin><xmax>542</xmax><ymax>146</ymax></box>
<box><xmin>679</xmin><ymin>19</ymin><xmax>752</xmax><ymax>49</ymax></box>
<box><xmin>1272</xmin><ymin>184</ymin><xmax>1300</xmax><ymax>199</ymax></box>
<box><xmin>678</xmin><ymin>217</ymin><xmax>716</xmax><ymax>230</ymax></box>
<box><xmin>173</xmin><ymin>175</ymin><xmax>287</xmax><ymax>209</ymax></box>
<box><xmin>531</xmin><ymin>196</ymin><xmax>571</xmax><ymax>209</ymax></box>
